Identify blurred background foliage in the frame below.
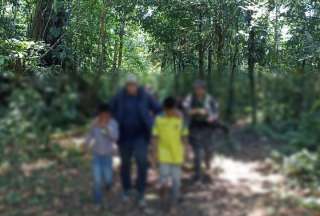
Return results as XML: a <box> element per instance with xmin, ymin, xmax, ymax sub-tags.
<box><xmin>0</xmin><ymin>0</ymin><xmax>319</xmax><ymax>187</ymax></box>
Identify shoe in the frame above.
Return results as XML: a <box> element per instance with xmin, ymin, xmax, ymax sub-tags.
<box><xmin>121</xmin><ymin>192</ymin><xmax>130</xmax><ymax>203</ymax></box>
<box><xmin>177</xmin><ymin>196</ymin><xmax>184</xmax><ymax>204</ymax></box>
<box><xmin>138</xmin><ymin>199</ymin><xmax>146</xmax><ymax>208</ymax></box>
<box><xmin>105</xmin><ymin>184</ymin><xmax>112</xmax><ymax>192</ymax></box>
<box><xmin>191</xmin><ymin>175</ymin><xmax>202</xmax><ymax>185</ymax></box>
<box><xmin>169</xmin><ymin>206</ymin><xmax>178</xmax><ymax>215</ymax></box>
<box><xmin>191</xmin><ymin>174</ymin><xmax>200</xmax><ymax>182</ymax></box>
<box><xmin>93</xmin><ymin>203</ymin><xmax>103</xmax><ymax>212</ymax></box>
<box><xmin>202</xmin><ymin>174</ymin><xmax>212</xmax><ymax>184</ymax></box>
<box><xmin>138</xmin><ymin>198</ymin><xmax>146</xmax><ymax>208</ymax></box>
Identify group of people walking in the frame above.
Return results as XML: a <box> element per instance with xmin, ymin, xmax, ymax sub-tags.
<box><xmin>83</xmin><ymin>74</ymin><xmax>220</xmax><ymax>212</ymax></box>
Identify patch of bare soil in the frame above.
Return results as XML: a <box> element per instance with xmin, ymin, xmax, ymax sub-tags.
<box><xmin>1</xmin><ymin>127</ymin><xmax>318</xmax><ymax>216</ymax></box>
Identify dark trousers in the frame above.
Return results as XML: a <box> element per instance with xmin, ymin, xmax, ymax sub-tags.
<box><xmin>189</xmin><ymin>127</ymin><xmax>214</xmax><ymax>179</ymax></box>
<box><xmin>119</xmin><ymin>138</ymin><xmax>148</xmax><ymax>197</ymax></box>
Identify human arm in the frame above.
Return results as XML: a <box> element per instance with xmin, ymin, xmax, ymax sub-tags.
<box><xmin>150</xmin><ymin>136</ymin><xmax>159</xmax><ymax>168</ymax></box>
<box><xmin>150</xmin><ymin>118</ymin><xmax>160</xmax><ymax>168</ymax></box>
<box><xmin>107</xmin><ymin>120</ymin><xmax>119</xmax><ymax>142</ymax></box>
<box><xmin>207</xmin><ymin>97</ymin><xmax>219</xmax><ymax>123</ymax></box>
<box><xmin>181</xmin><ymin>123</ymin><xmax>189</xmax><ymax>161</ymax></box>
<box><xmin>147</xmin><ymin>93</ymin><xmax>162</xmax><ymax>115</ymax></box>
<box><xmin>182</xmin><ymin>95</ymin><xmax>192</xmax><ymax>114</ymax></box>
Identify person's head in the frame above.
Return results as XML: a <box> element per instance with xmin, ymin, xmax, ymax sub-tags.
<box><xmin>163</xmin><ymin>96</ymin><xmax>176</xmax><ymax>114</ymax></box>
<box><xmin>193</xmin><ymin>80</ymin><xmax>207</xmax><ymax>98</ymax></box>
<box><xmin>125</xmin><ymin>74</ymin><xmax>139</xmax><ymax>96</ymax></box>
<box><xmin>97</xmin><ymin>103</ymin><xmax>111</xmax><ymax>121</ymax></box>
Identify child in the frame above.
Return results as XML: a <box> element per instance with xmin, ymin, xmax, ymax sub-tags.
<box><xmin>83</xmin><ymin>103</ymin><xmax>119</xmax><ymax>205</ymax></box>
<box><xmin>152</xmin><ymin>97</ymin><xmax>188</xmax><ymax>211</ymax></box>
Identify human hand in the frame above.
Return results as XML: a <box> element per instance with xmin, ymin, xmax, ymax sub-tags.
<box><xmin>190</xmin><ymin>108</ymin><xmax>205</xmax><ymax>115</ymax></box>
<box><xmin>198</xmin><ymin>108</ymin><xmax>208</xmax><ymax>115</ymax></box>
<box><xmin>82</xmin><ymin>144</ymin><xmax>89</xmax><ymax>155</ymax></box>
<box><xmin>189</xmin><ymin>109</ymin><xmax>198</xmax><ymax>115</ymax></box>
<box><xmin>151</xmin><ymin>158</ymin><xmax>157</xmax><ymax>169</ymax></box>
<box><xmin>207</xmin><ymin>115</ymin><xmax>218</xmax><ymax>123</ymax></box>
<box><xmin>101</xmin><ymin>127</ymin><xmax>110</xmax><ymax>136</ymax></box>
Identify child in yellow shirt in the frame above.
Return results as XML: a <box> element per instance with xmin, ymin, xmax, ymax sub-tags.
<box><xmin>152</xmin><ymin>96</ymin><xmax>188</xmax><ymax>209</ymax></box>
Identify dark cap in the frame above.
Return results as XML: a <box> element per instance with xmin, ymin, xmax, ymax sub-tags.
<box><xmin>193</xmin><ymin>80</ymin><xmax>206</xmax><ymax>88</ymax></box>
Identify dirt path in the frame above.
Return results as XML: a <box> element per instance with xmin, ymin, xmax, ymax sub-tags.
<box><xmin>1</xmin><ymin>127</ymin><xmax>317</xmax><ymax>216</ymax></box>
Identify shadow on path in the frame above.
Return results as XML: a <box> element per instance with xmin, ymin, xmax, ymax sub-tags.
<box><xmin>0</xmin><ymin>126</ymin><xmax>316</xmax><ymax>216</ymax></box>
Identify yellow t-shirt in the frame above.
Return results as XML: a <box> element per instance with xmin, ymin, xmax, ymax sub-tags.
<box><xmin>152</xmin><ymin>115</ymin><xmax>188</xmax><ymax>165</ymax></box>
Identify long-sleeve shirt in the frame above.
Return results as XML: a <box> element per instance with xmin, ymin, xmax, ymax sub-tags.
<box><xmin>183</xmin><ymin>94</ymin><xmax>219</xmax><ymax>128</ymax></box>
<box><xmin>84</xmin><ymin>119</ymin><xmax>119</xmax><ymax>155</ymax></box>
<box><xmin>110</xmin><ymin>87</ymin><xmax>161</xmax><ymax>144</ymax></box>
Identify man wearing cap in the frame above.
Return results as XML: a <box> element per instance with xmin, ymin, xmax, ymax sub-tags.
<box><xmin>110</xmin><ymin>74</ymin><xmax>161</xmax><ymax>206</ymax></box>
<box><xmin>183</xmin><ymin>80</ymin><xmax>219</xmax><ymax>182</ymax></box>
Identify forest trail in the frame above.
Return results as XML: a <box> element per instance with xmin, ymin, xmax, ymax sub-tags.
<box><xmin>1</xmin><ymin>126</ymin><xmax>317</xmax><ymax>216</ymax></box>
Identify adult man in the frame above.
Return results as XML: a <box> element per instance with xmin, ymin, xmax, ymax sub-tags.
<box><xmin>110</xmin><ymin>74</ymin><xmax>161</xmax><ymax>206</ymax></box>
<box><xmin>183</xmin><ymin>80</ymin><xmax>219</xmax><ymax>182</ymax></box>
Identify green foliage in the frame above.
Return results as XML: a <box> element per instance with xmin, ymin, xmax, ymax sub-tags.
<box><xmin>289</xmin><ymin>111</ymin><xmax>320</xmax><ymax>150</ymax></box>
<box><xmin>5</xmin><ymin>191</ymin><xmax>22</xmax><ymax>205</ymax></box>
<box><xmin>0</xmin><ymin>88</ymin><xmax>47</xmax><ymax>164</ymax></box>
<box><xmin>283</xmin><ymin>150</ymin><xmax>319</xmax><ymax>184</ymax></box>
<box><xmin>0</xmin><ymin>0</ymin><xmax>319</xmax><ymax>193</ymax></box>
<box><xmin>0</xmin><ymin>88</ymin><xmax>46</xmax><ymax>142</ymax></box>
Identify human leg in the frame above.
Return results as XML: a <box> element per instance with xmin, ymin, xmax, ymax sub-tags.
<box><xmin>159</xmin><ymin>164</ymin><xmax>171</xmax><ymax>209</ymax></box>
<box><xmin>190</xmin><ymin>141</ymin><xmax>203</xmax><ymax>181</ymax></box>
<box><xmin>202</xmin><ymin>128</ymin><xmax>214</xmax><ymax>171</ymax></box>
<box><xmin>170</xmin><ymin>165</ymin><xmax>182</xmax><ymax>202</ymax></box>
<box><xmin>133</xmin><ymin>139</ymin><xmax>148</xmax><ymax>197</ymax></box>
<box><xmin>119</xmin><ymin>145</ymin><xmax>133</xmax><ymax>194</ymax></box>
<box><xmin>92</xmin><ymin>154</ymin><xmax>104</xmax><ymax>204</ymax></box>
<box><xmin>159</xmin><ymin>164</ymin><xmax>170</xmax><ymax>188</ymax></box>
<box><xmin>102</xmin><ymin>155</ymin><xmax>113</xmax><ymax>188</ymax></box>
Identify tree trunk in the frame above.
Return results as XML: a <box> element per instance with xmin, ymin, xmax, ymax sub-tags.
<box><xmin>248</xmin><ymin>27</ymin><xmax>257</xmax><ymax>125</ymax></box>
<box><xmin>30</xmin><ymin>0</ymin><xmax>53</xmax><ymax>41</ymax></box>
<box><xmin>293</xmin><ymin>60</ymin><xmax>306</xmax><ymax>118</ymax></box>
<box><xmin>112</xmin><ymin>40</ymin><xmax>119</xmax><ymax>72</ymax></box>
<box><xmin>110</xmin><ymin>41</ymin><xmax>119</xmax><ymax>93</ymax></box>
<box><xmin>173</xmin><ymin>52</ymin><xmax>179</xmax><ymax>95</ymax></box>
<box><xmin>198</xmin><ymin>13</ymin><xmax>205</xmax><ymax>79</ymax></box>
<box><xmin>111</xmin><ymin>16</ymin><xmax>125</xmax><ymax>93</ymax></box>
<box><xmin>198</xmin><ymin>46</ymin><xmax>205</xmax><ymax>80</ymax></box>
<box><xmin>178</xmin><ymin>50</ymin><xmax>184</xmax><ymax>95</ymax></box>
<box><xmin>30</xmin><ymin>0</ymin><xmax>66</xmax><ymax>66</ymax></box>
<box><xmin>98</xmin><ymin>1</ymin><xmax>107</xmax><ymax>73</ymax></box>
<box><xmin>216</xmin><ymin>24</ymin><xmax>224</xmax><ymax>80</ymax></box>
<box><xmin>117</xmin><ymin>18</ymin><xmax>125</xmax><ymax>68</ymax></box>
<box><xmin>226</xmin><ymin>42</ymin><xmax>239</xmax><ymax>122</ymax></box>
<box><xmin>207</xmin><ymin>46</ymin><xmax>213</xmax><ymax>93</ymax></box>
<box><xmin>159</xmin><ymin>52</ymin><xmax>167</xmax><ymax>92</ymax></box>
<box><xmin>274</xmin><ymin>0</ymin><xmax>279</xmax><ymax>64</ymax></box>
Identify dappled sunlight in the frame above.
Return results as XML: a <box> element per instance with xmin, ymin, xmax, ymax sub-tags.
<box><xmin>21</xmin><ymin>159</ymin><xmax>55</xmax><ymax>177</ymax></box>
<box><xmin>1</xmin><ymin>0</ymin><xmax>319</xmax><ymax>215</ymax></box>
<box><xmin>212</xmin><ymin>155</ymin><xmax>284</xmax><ymax>194</ymax></box>
<box><xmin>0</xmin><ymin>161</ymin><xmax>10</xmax><ymax>176</ymax></box>
<box><xmin>1</xmin><ymin>129</ymin><xmax>317</xmax><ymax>216</ymax></box>
<box><xmin>55</xmin><ymin>136</ymin><xmax>84</xmax><ymax>149</ymax></box>
<box><xmin>48</xmin><ymin>131</ymin><xmax>302</xmax><ymax>216</ymax></box>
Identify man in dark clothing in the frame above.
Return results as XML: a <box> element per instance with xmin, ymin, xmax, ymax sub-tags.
<box><xmin>110</xmin><ymin>74</ymin><xmax>161</xmax><ymax>206</ymax></box>
<box><xmin>183</xmin><ymin>80</ymin><xmax>219</xmax><ymax>182</ymax></box>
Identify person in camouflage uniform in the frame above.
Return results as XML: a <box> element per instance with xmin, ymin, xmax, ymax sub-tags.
<box><xmin>183</xmin><ymin>80</ymin><xmax>219</xmax><ymax>182</ymax></box>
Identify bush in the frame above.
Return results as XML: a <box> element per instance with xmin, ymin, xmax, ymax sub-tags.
<box><xmin>289</xmin><ymin>110</ymin><xmax>320</xmax><ymax>151</ymax></box>
<box><xmin>0</xmin><ymin>82</ymin><xmax>81</xmax><ymax>164</ymax></box>
<box><xmin>283</xmin><ymin>149</ymin><xmax>320</xmax><ymax>187</ymax></box>
<box><xmin>0</xmin><ymin>88</ymin><xmax>50</xmax><ymax>163</ymax></box>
